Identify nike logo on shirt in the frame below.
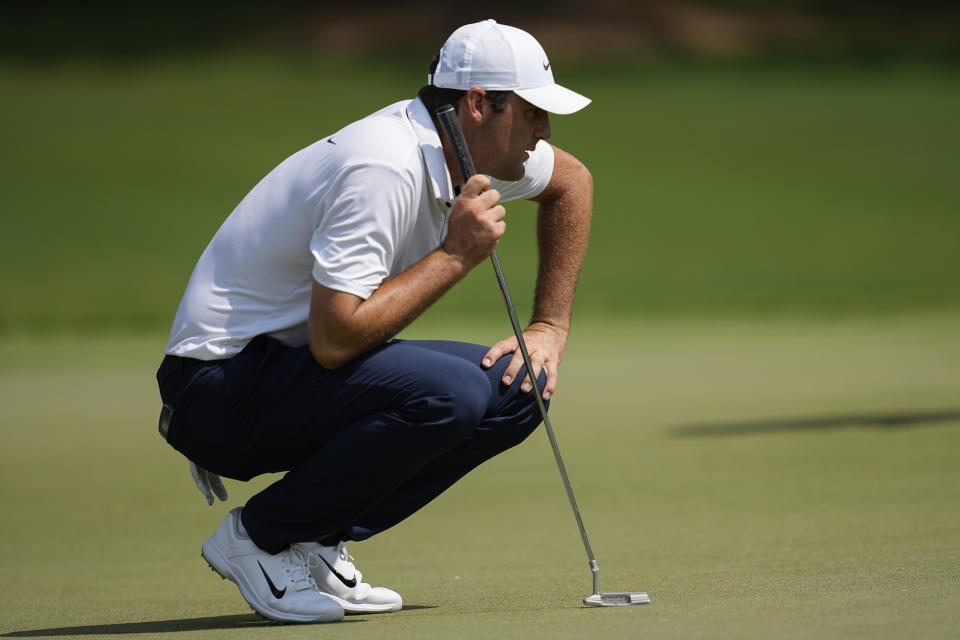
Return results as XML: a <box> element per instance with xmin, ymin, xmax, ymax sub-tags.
<box><xmin>258</xmin><ymin>561</ymin><xmax>287</xmax><ymax>599</ymax></box>
<box><xmin>317</xmin><ymin>554</ymin><xmax>357</xmax><ymax>588</ymax></box>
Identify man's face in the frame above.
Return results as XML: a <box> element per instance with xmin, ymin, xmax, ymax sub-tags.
<box><xmin>469</xmin><ymin>92</ymin><xmax>552</xmax><ymax>182</ymax></box>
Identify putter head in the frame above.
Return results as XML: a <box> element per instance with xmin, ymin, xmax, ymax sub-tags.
<box><xmin>583</xmin><ymin>592</ymin><xmax>651</xmax><ymax>607</ymax></box>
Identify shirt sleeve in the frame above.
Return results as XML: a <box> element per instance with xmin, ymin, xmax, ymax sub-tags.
<box><xmin>489</xmin><ymin>140</ymin><xmax>555</xmax><ymax>202</ymax></box>
<box><xmin>310</xmin><ymin>161</ymin><xmax>417</xmax><ymax>300</ymax></box>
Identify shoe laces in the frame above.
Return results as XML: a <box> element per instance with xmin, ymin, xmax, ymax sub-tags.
<box><xmin>284</xmin><ymin>544</ymin><xmax>321</xmax><ymax>592</ymax></box>
<box><xmin>336</xmin><ymin>542</ymin><xmax>363</xmax><ymax>583</ymax></box>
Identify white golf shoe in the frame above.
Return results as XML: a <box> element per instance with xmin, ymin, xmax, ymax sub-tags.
<box><xmin>303</xmin><ymin>541</ymin><xmax>403</xmax><ymax>613</ymax></box>
<box><xmin>201</xmin><ymin>508</ymin><xmax>344</xmax><ymax>623</ymax></box>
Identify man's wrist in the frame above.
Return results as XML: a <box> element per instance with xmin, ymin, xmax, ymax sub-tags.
<box><xmin>528</xmin><ymin>318</ymin><xmax>570</xmax><ymax>335</ymax></box>
<box><xmin>436</xmin><ymin>243</ymin><xmax>478</xmax><ymax>274</ymax></box>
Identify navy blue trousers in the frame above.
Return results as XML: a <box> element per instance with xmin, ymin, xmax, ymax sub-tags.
<box><xmin>157</xmin><ymin>336</ymin><xmax>546</xmax><ymax>554</ymax></box>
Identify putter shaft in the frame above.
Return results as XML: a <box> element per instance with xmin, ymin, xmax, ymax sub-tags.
<box><xmin>488</xmin><ymin>249</ymin><xmax>599</xmax><ymax>579</ymax></box>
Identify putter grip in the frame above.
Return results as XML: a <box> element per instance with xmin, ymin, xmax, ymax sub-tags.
<box><xmin>434</xmin><ymin>105</ymin><xmax>476</xmax><ymax>182</ymax></box>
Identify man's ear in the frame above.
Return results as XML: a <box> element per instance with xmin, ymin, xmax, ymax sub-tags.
<box><xmin>463</xmin><ymin>87</ymin><xmax>487</xmax><ymax>123</ymax></box>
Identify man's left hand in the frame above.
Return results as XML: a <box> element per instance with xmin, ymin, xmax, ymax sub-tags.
<box><xmin>481</xmin><ymin>322</ymin><xmax>567</xmax><ymax>400</ymax></box>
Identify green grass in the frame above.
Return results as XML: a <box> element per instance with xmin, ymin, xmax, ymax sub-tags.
<box><xmin>1</xmin><ymin>56</ymin><xmax>959</xmax><ymax>333</ymax></box>
<box><xmin>2</xmin><ymin>313</ymin><xmax>959</xmax><ymax>638</ymax></box>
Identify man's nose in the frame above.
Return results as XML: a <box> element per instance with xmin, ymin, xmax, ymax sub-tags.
<box><xmin>536</xmin><ymin>114</ymin><xmax>552</xmax><ymax>141</ymax></box>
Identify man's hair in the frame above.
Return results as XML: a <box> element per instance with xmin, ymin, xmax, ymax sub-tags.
<box><xmin>417</xmin><ymin>53</ymin><xmax>511</xmax><ymax>115</ymax></box>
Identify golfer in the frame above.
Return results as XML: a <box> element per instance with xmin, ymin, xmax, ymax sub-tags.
<box><xmin>156</xmin><ymin>19</ymin><xmax>592</xmax><ymax>623</ymax></box>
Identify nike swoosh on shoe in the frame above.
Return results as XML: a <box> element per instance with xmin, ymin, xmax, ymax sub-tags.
<box><xmin>257</xmin><ymin>561</ymin><xmax>287</xmax><ymax>598</ymax></box>
<box><xmin>317</xmin><ymin>554</ymin><xmax>357</xmax><ymax>588</ymax></box>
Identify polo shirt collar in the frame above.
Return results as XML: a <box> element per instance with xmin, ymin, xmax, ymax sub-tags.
<box><xmin>407</xmin><ymin>97</ymin><xmax>454</xmax><ymax>204</ymax></box>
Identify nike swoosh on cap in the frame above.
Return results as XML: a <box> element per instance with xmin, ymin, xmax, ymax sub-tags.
<box><xmin>317</xmin><ymin>554</ymin><xmax>357</xmax><ymax>589</ymax></box>
<box><xmin>257</xmin><ymin>561</ymin><xmax>287</xmax><ymax>599</ymax></box>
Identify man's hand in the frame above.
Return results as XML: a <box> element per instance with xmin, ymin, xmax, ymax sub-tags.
<box><xmin>189</xmin><ymin>460</ymin><xmax>228</xmax><ymax>506</ymax></box>
<box><xmin>481</xmin><ymin>321</ymin><xmax>568</xmax><ymax>400</ymax></box>
<box><xmin>441</xmin><ymin>174</ymin><xmax>506</xmax><ymax>270</ymax></box>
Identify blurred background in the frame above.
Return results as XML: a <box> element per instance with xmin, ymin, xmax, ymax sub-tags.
<box><xmin>1</xmin><ymin>0</ymin><xmax>958</xmax><ymax>334</ymax></box>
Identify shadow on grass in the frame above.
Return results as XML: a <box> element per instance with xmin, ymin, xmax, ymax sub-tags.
<box><xmin>0</xmin><ymin>614</ymin><xmax>365</xmax><ymax>637</ymax></box>
<box><xmin>2</xmin><ymin>606</ymin><xmax>440</xmax><ymax>637</ymax></box>
<box><xmin>670</xmin><ymin>409</ymin><xmax>960</xmax><ymax>437</ymax></box>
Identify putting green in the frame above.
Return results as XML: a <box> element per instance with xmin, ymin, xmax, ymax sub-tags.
<box><xmin>1</xmin><ymin>313</ymin><xmax>958</xmax><ymax>638</ymax></box>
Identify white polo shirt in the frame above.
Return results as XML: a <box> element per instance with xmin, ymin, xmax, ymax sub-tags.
<box><xmin>165</xmin><ymin>97</ymin><xmax>555</xmax><ymax>360</ymax></box>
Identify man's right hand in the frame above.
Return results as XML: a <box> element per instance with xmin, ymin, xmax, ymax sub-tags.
<box><xmin>441</xmin><ymin>174</ymin><xmax>506</xmax><ymax>269</ymax></box>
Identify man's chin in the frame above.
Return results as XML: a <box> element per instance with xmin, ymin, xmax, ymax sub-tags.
<box><xmin>490</xmin><ymin>165</ymin><xmax>526</xmax><ymax>182</ymax></box>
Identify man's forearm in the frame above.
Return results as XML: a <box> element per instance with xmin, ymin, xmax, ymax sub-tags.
<box><xmin>309</xmin><ymin>248</ymin><xmax>469</xmax><ymax>369</ymax></box>
<box><xmin>532</xmin><ymin>149</ymin><xmax>593</xmax><ymax>331</ymax></box>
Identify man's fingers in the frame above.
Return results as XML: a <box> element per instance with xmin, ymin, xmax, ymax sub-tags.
<box><xmin>482</xmin><ymin>337</ymin><xmax>517</xmax><ymax>368</ymax></box>
<box><xmin>207</xmin><ymin>470</ymin><xmax>229</xmax><ymax>502</ymax></box>
<box><xmin>519</xmin><ymin>357</ymin><xmax>542</xmax><ymax>393</ymax></box>
<box><xmin>189</xmin><ymin>460</ymin><xmax>228</xmax><ymax>505</ymax></box>
<box><xmin>461</xmin><ymin>173</ymin><xmax>492</xmax><ymax>198</ymax></box>
<box><xmin>477</xmin><ymin>187</ymin><xmax>502</xmax><ymax>209</ymax></box>
<box><xmin>502</xmin><ymin>350</ymin><xmax>526</xmax><ymax>387</ymax></box>
<box><xmin>189</xmin><ymin>460</ymin><xmax>215</xmax><ymax>506</ymax></box>
<box><xmin>541</xmin><ymin>361</ymin><xmax>558</xmax><ymax>400</ymax></box>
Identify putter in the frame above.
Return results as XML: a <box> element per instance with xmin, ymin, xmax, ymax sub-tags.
<box><xmin>435</xmin><ymin>104</ymin><xmax>649</xmax><ymax>608</ymax></box>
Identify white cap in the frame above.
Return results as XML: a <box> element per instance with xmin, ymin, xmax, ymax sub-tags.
<box><xmin>430</xmin><ymin>19</ymin><xmax>591</xmax><ymax>115</ymax></box>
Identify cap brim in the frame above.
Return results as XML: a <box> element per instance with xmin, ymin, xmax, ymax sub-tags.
<box><xmin>514</xmin><ymin>84</ymin><xmax>591</xmax><ymax>115</ymax></box>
